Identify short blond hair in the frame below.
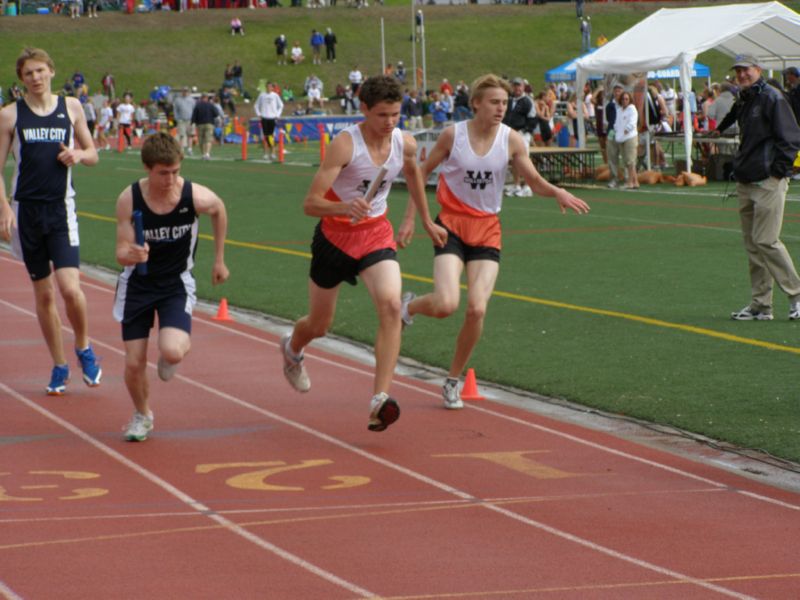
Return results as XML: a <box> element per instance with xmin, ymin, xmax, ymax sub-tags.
<box><xmin>16</xmin><ymin>47</ymin><xmax>55</xmax><ymax>80</ymax></box>
<box><xmin>468</xmin><ymin>74</ymin><xmax>511</xmax><ymax>111</ymax></box>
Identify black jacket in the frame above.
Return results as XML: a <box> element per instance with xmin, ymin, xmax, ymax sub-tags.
<box><xmin>787</xmin><ymin>85</ymin><xmax>800</xmax><ymax>124</ymax></box>
<box><xmin>605</xmin><ymin>100</ymin><xmax>617</xmax><ymax>133</ymax></box>
<box><xmin>402</xmin><ymin>96</ymin><xmax>423</xmax><ymax>118</ymax></box>
<box><xmin>730</xmin><ymin>79</ymin><xmax>800</xmax><ymax>183</ymax></box>
<box><xmin>191</xmin><ymin>100</ymin><xmax>221</xmax><ymax>126</ymax></box>
<box><xmin>503</xmin><ymin>94</ymin><xmax>534</xmax><ymax>132</ymax></box>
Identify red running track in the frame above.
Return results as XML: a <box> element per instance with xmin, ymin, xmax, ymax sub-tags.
<box><xmin>1</xmin><ymin>252</ymin><xmax>799</xmax><ymax>599</ymax></box>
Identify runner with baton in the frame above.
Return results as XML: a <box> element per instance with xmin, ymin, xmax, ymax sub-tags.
<box><xmin>278</xmin><ymin>75</ymin><xmax>447</xmax><ymax>432</ymax></box>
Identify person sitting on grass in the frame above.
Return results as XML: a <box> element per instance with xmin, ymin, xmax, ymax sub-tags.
<box><xmin>306</xmin><ymin>81</ymin><xmax>325</xmax><ymax>112</ymax></box>
<box><xmin>290</xmin><ymin>41</ymin><xmax>305</xmax><ymax>65</ymax></box>
<box><xmin>230</xmin><ymin>17</ymin><xmax>244</xmax><ymax>36</ymax></box>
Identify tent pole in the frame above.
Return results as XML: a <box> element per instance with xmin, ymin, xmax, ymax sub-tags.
<box><xmin>576</xmin><ymin>69</ymin><xmax>586</xmax><ymax>148</ymax></box>
<box><xmin>411</xmin><ymin>1</ymin><xmax>417</xmax><ymax>92</ymax></box>
<box><xmin>680</xmin><ymin>60</ymin><xmax>693</xmax><ymax>174</ymax></box>
<box><xmin>643</xmin><ymin>76</ymin><xmax>652</xmax><ymax>171</ymax></box>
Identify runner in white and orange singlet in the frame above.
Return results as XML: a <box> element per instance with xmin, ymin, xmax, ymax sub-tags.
<box><xmin>398</xmin><ymin>73</ymin><xmax>590</xmax><ymax>410</ymax></box>
<box><xmin>279</xmin><ymin>75</ymin><xmax>447</xmax><ymax>432</ymax></box>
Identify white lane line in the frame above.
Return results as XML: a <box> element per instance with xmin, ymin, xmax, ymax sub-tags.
<box><xmin>0</xmin><ymin>580</ymin><xmax>24</xmax><ymax>600</ymax></box>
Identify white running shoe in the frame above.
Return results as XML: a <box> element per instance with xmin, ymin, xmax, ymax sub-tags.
<box><xmin>401</xmin><ymin>291</ymin><xmax>416</xmax><ymax>328</ymax></box>
<box><xmin>442</xmin><ymin>378</ymin><xmax>464</xmax><ymax>410</ymax></box>
<box><xmin>790</xmin><ymin>303</ymin><xmax>800</xmax><ymax>320</ymax></box>
<box><xmin>124</xmin><ymin>411</ymin><xmax>153</xmax><ymax>442</ymax></box>
<box><xmin>157</xmin><ymin>356</ymin><xmax>178</xmax><ymax>382</ymax></box>
<box><xmin>730</xmin><ymin>305</ymin><xmax>773</xmax><ymax>321</ymax></box>
<box><xmin>368</xmin><ymin>392</ymin><xmax>400</xmax><ymax>432</ymax></box>
<box><xmin>280</xmin><ymin>332</ymin><xmax>311</xmax><ymax>392</ymax></box>
<box><xmin>517</xmin><ymin>185</ymin><xmax>533</xmax><ymax>197</ymax></box>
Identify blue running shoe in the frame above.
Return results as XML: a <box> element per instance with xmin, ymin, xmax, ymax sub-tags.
<box><xmin>46</xmin><ymin>364</ymin><xmax>70</xmax><ymax>396</ymax></box>
<box><xmin>76</xmin><ymin>345</ymin><xmax>102</xmax><ymax>387</ymax></box>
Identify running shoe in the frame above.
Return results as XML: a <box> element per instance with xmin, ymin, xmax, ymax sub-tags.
<box><xmin>46</xmin><ymin>364</ymin><xmax>70</xmax><ymax>396</ymax></box>
<box><xmin>368</xmin><ymin>392</ymin><xmax>400</xmax><ymax>432</ymax></box>
<box><xmin>401</xmin><ymin>291</ymin><xmax>416</xmax><ymax>329</ymax></box>
<box><xmin>790</xmin><ymin>303</ymin><xmax>800</xmax><ymax>321</ymax></box>
<box><xmin>516</xmin><ymin>185</ymin><xmax>533</xmax><ymax>197</ymax></box>
<box><xmin>442</xmin><ymin>378</ymin><xmax>464</xmax><ymax>410</ymax></box>
<box><xmin>730</xmin><ymin>306</ymin><xmax>773</xmax><ymax>321</ymax></box>
<box><xmin>157</xmin><ymin>356</ymin><xmax>178</xmax><ymax>382</ymax></box>
<box><xmin>123</xmin><ymin>411</ymin><xmax>154</xmax><ymax>442</ymax></box>
<box><xmin>280</xmin><ymin>332</ymin><xmax>310</xmax><ymax>392</ymax></box>
<box><xmin>75</xmin><ymin>345</ymin><xmax>102</xmax><ymax>387</ymax></box>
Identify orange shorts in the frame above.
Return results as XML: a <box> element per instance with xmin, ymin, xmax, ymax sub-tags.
<box><xmin>311</xmin><ymin>218</ymin><xmax>397</xmax><ymax>288</ymax></box>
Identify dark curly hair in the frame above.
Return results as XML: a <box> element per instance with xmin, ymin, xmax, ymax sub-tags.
<box><xmin>358</xmin><ymin>75</ymin><xmax>403</xmax><ymax>109</ymax></box>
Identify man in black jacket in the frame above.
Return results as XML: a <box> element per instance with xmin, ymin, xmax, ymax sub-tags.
<box><xmin>191</xmin><ymin>93</ymin><xmax>222</xmax><ymax>161</ymax></box>
<box><xmin>502</xmin><ymin>77</ymin><xmax>535</xmax><ymax>196</ymax></box>
<box><xmin>783</xmin><ymin>66</ymin><xmax>800</xmax><ymax>124</ymax></box>
<box><xmin>324</xmin><ymin>28</ymin><xmax>337</xmax><ymax>63</ymax></box>
<box><xmin>719</xmin><ymin>55</ymin><xmax>800</xmax><ymax>321</ymax></box>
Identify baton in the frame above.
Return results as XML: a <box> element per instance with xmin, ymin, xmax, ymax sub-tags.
<box><xmin>132</xmin><ymin>210</ymin><xmax>148</xmax><ymax>276</ymax></box>
<box><xmin>351</xmin><ymin>167</ymin><xmax>388</xmax><ymax>224</ymax></box>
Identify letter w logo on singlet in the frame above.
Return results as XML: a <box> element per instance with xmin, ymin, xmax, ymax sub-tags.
<box><xmin>357</xmin><ymin>179</ymin><xmax>387</xmax><ymax>196</ymax></box>
<box><xmin>464</xmin><ymin>170</ymin><xmax>493</xmax><ymax>190</ymax></box>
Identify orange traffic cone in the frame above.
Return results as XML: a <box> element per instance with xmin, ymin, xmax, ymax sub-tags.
<box><xmin>212</xmin><ymin>298</ymin><xmax>233</xmax><ymax>322</ymax></box>
<box><xmin>461</xmin><ymin>368</ymin><xmax>485</xmax><ymax>401</ymax></box>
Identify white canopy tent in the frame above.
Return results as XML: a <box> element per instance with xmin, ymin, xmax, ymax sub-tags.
<box><xmin>575</xmin><ymin>1</ymin><xmax>800</xmax><ymax>172</ymax></box>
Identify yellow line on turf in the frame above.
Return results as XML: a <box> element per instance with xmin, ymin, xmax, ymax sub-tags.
<box><xmin>81</xmin><ymin>211</ymin><xmax>115</xmax><ymax>224</ymax></box>
<box><xmin>77</xmin><ymin>211</ymin><xmax>800</xmax><ymax>356</ymax></box>
<box><xmin>78</xmin><ymin>211</ymin><xmax>312</xmax><ymax>259</ymax></box>
<box><xmin>215</xmin><ymin>236</ymin><xmax>311</xmax><ymax>258</ymax></box>
<box><xmin>489</xmin><ymin>290</ymin><xmax>800</xmax><ymax>355</ymax></box>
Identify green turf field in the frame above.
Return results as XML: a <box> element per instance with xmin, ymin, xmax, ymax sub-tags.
<box><xmin>7</xmin><ymin>146</ymin><xmax>799</xmax><ymax>463</ymax></box>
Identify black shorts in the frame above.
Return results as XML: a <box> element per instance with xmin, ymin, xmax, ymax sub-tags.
<box><xmin>261</xmin><ymin>118</ymin><xmax>277</xmax><ymax>138</ymax></box>
<box><xmin>538</xmin><ymin>119</ymin><xmax>553</xmax><ymax>142</ymax></box>
<box><xmin>12</xmin><ymin>200</ymin><xmax>80</xmax><ymax>281</ymax></box>
<box><xmin>115</xmin><ymin>274</ymin><xmax>194</xmax><ymax>341</ymax></box>
<box><xmin>310</xmin><ymin>222</ymin><xmax>397</xmax><ymax>289</ymax></box>
<box><xmin>434</xmin><ymin>217</ymin><xmax>501</xmax><ymax>263</ymax></box>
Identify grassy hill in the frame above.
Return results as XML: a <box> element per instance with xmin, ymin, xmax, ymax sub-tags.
<box><xmin>3</xmin><ymin>0</ymin><xmax>798</xmax><ymax>104</ymax></box>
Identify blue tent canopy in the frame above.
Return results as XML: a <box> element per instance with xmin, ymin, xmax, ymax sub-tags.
<box><xmin>546</xmin><ymin>50</ymin><xmax>603</xmax><ymax>83</ymax></box>
<box><xmin>545</xmin><ymin>50</ymin><xmax>710</xmax><ymax>83</ymax></box>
